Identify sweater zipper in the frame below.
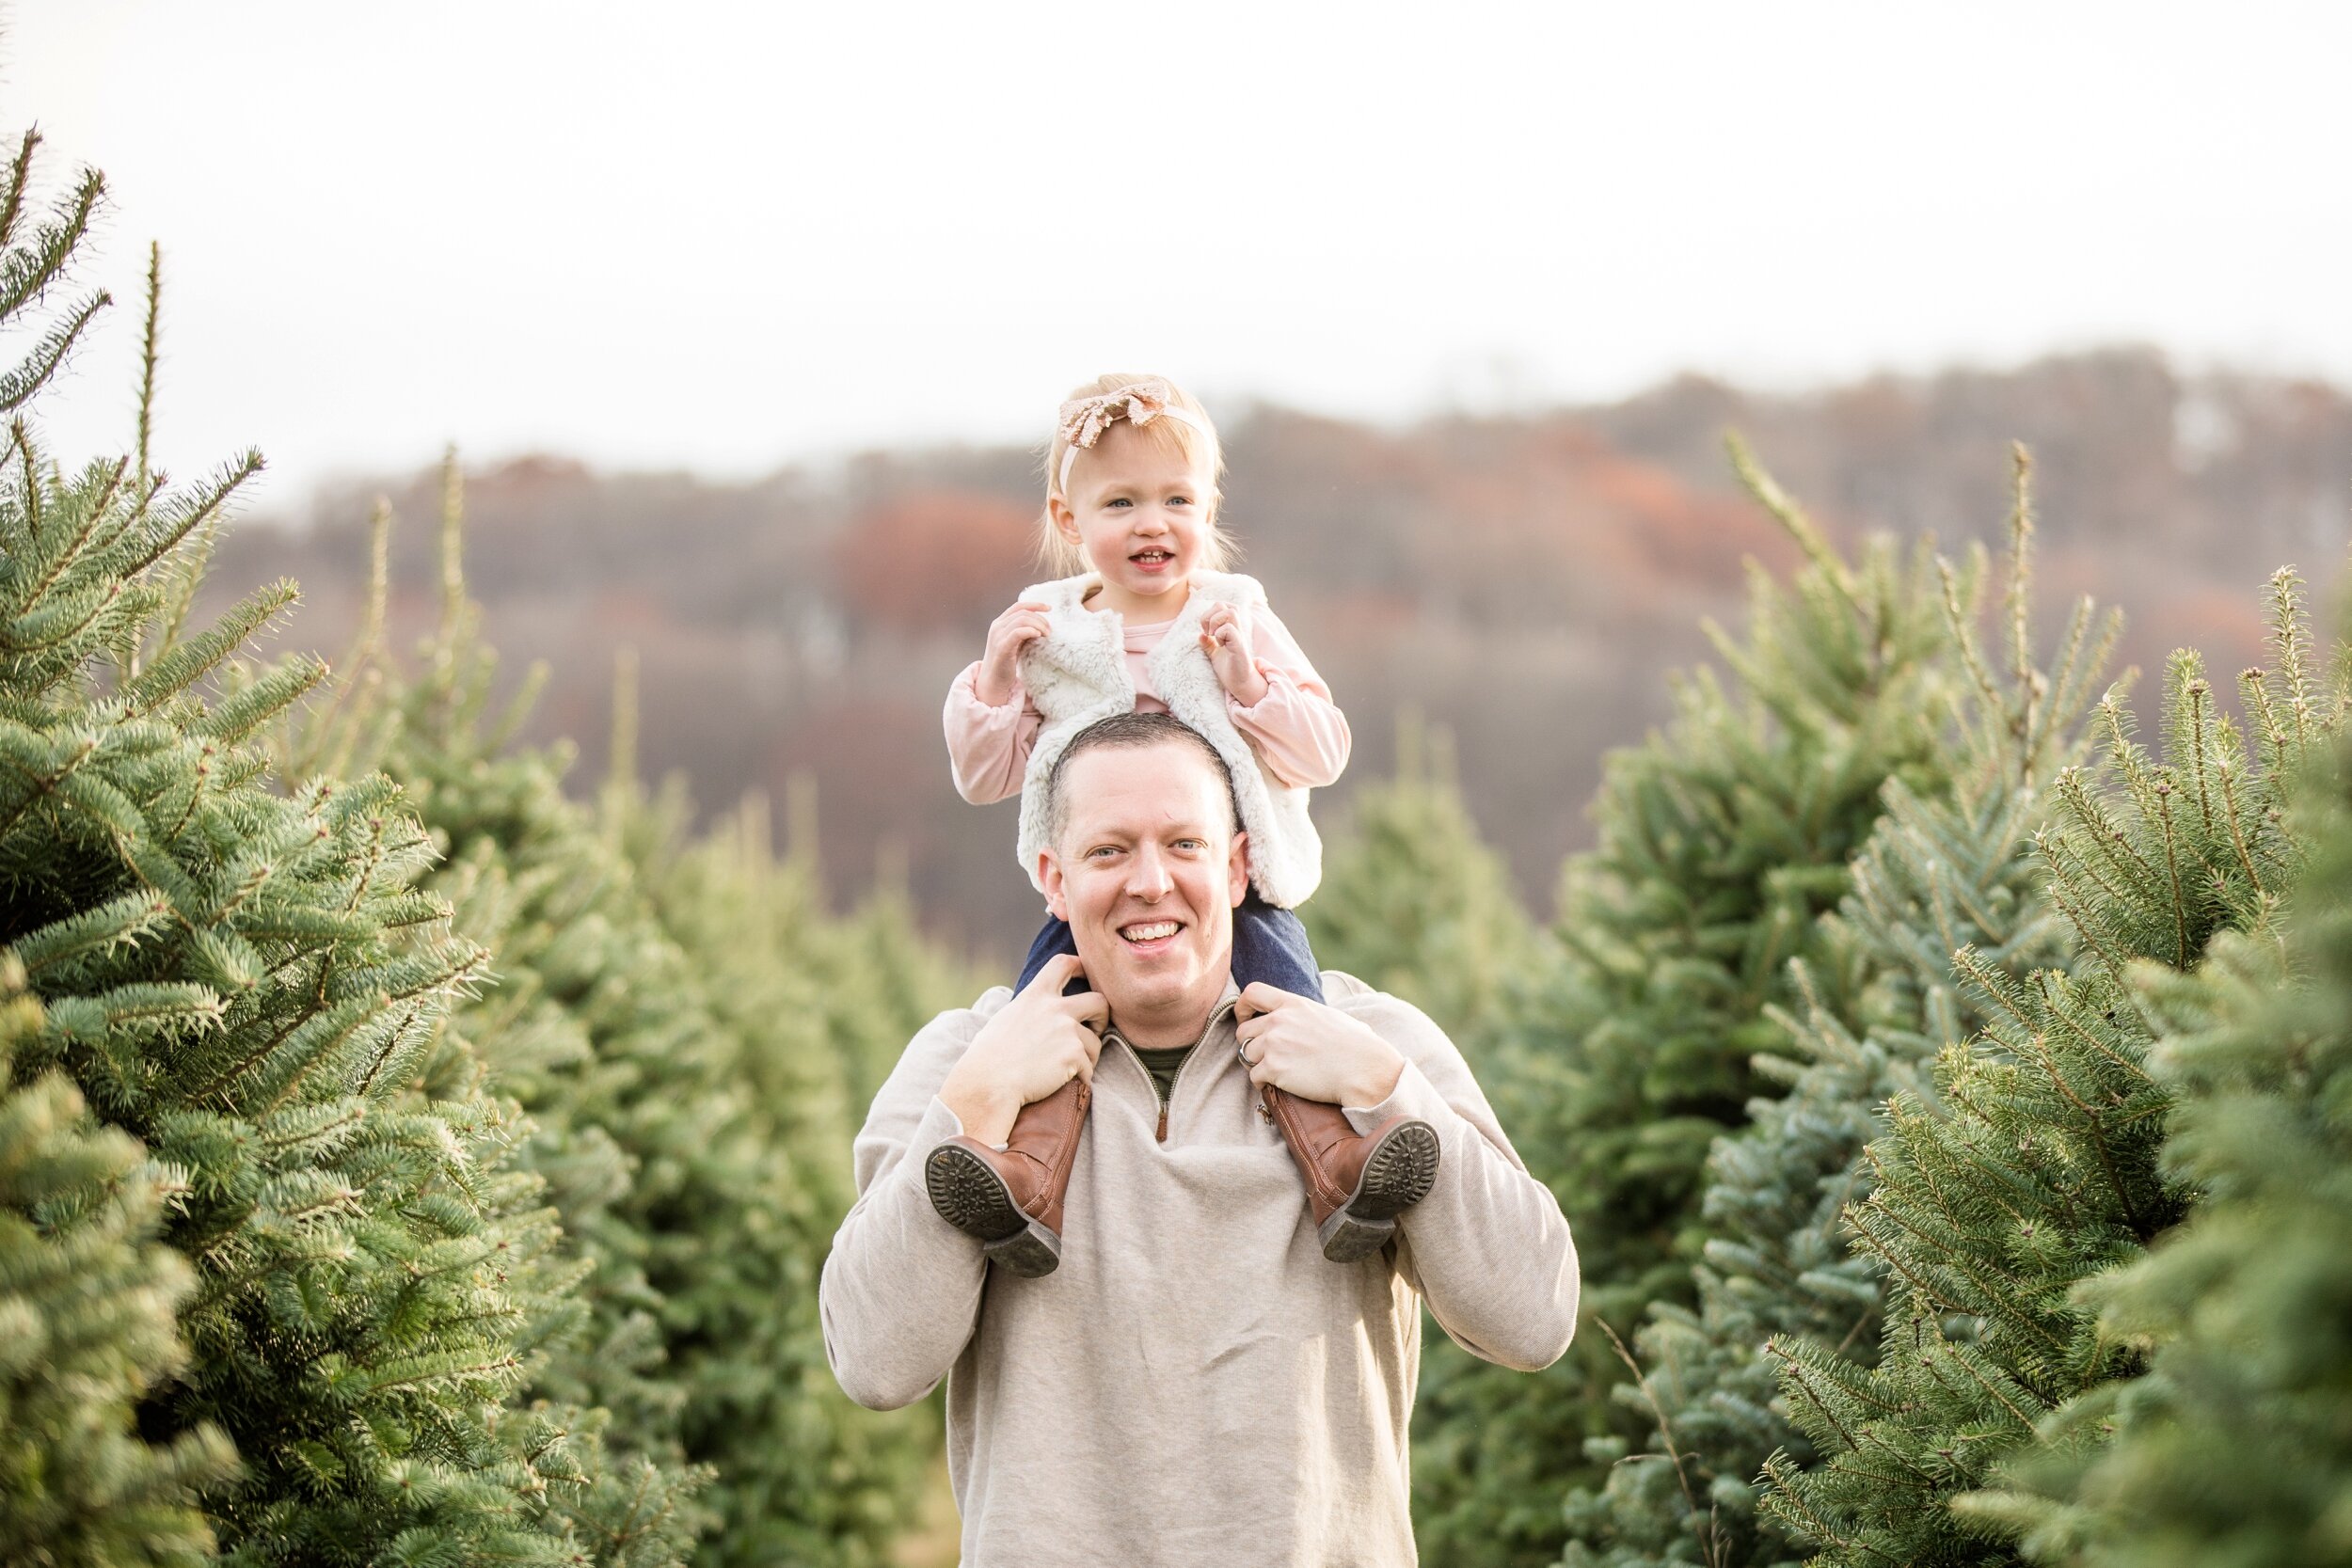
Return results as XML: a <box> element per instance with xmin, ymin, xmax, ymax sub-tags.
<box><xmin>1108</xmin><ymin>997</ymin><xmax>1238</xmax><ymax>1145</ymax></box>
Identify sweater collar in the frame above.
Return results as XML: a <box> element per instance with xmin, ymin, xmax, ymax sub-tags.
<box><xmin>1101</xmin><ymin>976</ymin><xmax>1243</xmax><ymax>1053</ymax></box>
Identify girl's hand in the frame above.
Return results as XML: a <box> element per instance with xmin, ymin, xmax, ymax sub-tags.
<box><xmin>975</xmin><ymin>600</ymin><xmax>1050</xmax><ymax>706</ymax></box>
<box><xmin>1199</xmin><ymin>604</ymin><xmax>1270</xmax><ymax>705</ymax></box>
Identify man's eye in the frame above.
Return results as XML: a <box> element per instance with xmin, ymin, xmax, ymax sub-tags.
<box><xmin>1174</xmin><ymin>838</ymin><xmax>1204</xmax><ymax>851</ymax></box>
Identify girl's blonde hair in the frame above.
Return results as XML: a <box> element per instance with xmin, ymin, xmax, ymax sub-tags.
<box><xmin>1037</xmin><ymin>372</ymin><xmax>1234</xmax><ymax>577</ymax></box>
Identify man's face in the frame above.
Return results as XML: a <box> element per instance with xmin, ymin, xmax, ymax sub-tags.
<box><xmin>1039</xmin><ymin>740</ymin><xmax>1248</xmax><ymax>1041</ymax></box>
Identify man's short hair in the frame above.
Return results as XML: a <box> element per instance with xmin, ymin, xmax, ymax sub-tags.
<box><xmin>1044</xmin><ymin>712</ymin><xmax>1244</xmax><ymax>849</ymax></box>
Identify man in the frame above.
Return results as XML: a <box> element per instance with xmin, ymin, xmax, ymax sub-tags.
<box><xmin>819</xmin><ymin>712</ymin><xmax>1579</xmax><ymax>1566</ymax></box>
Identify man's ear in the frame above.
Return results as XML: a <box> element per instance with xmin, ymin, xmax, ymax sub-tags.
<box><xmin>1227</xmin><ymin>829</ymin><xmax>1250</xmax><ymax>908</ymax></box>
<box><xmin>1040</xmin><ymin>847</ymin><xmax>1071</xmax><ymax>922</ymax></box>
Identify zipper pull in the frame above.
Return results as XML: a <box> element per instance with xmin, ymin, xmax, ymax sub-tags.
<box><xmin>1156</xmin><ymin>1104</ymin><xmax>1169</xmax><ymax>1143</ymax></box>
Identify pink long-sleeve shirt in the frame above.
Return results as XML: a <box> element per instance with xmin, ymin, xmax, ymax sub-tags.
<box><xmin>944</xmin><ymin>602</ymin><xmax>1351</xmax><ymax>805</ymax></box>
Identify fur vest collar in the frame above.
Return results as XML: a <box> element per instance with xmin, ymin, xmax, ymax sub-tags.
<box><xmin>1012</xmin><ymin>570</ymin><xmax>1322</xmax><ymax>909</ymax></box>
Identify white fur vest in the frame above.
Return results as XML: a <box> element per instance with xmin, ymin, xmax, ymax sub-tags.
<box><xmin>1012</xmin><ymin>570</ymin><xmax>1323</xmax><ymax>910</ymax></box>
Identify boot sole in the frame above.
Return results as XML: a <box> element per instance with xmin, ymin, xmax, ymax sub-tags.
<box><xmin>1319</xmin><ymin>1119</ymin><xmax>1440</xmax><ymax>1263</ymax></box>
<box><xmin>925</xmin><ymin>1143</ymin><xmax>1062</xmax><ymax>1277</ymax></box>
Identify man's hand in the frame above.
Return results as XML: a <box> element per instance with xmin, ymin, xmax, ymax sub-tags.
<box><xmin>1233</xmin><ymin>982</ymin><xmax>1406</xmax><ymax>1107</ymax></box>
<box><xmin>1198</xmin><ymin>604</ymin><xmax>1270</xmax><ymax>706</ymax></box>
<box><xmin>939</xmin><ymin>956</ymin><xmax>1108</xmax><ymax>1144</ymax></box>
<box><xmin>974</xmin><ymin>599</ymin><xmax>1050</xmax><ymax>707</ymax></box>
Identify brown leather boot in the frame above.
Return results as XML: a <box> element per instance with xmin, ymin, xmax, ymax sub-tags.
<box><xmin>1263</xmin><ymin>1087</ymin><xmax>1440</xmax><ymax>1262</ymax></box>
<box><xmin>924</xmin><ymin>1076</ymin><xmax>1089</xmax><ymax>1277</ymax></box>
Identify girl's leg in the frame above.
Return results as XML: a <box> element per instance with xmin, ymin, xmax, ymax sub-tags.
<box><xmin>930</xmin><ymin>911</ymin><xmax>1091</xmax><ymax>1278</ymax></box>
<box><xmin>1230</xmin><ymin>894</ymin><xmax>1326</xmax><ymax>1002</ymax></box>
<box><xmin>1014</xmin><ymin>914</ymin><xmax>1085</xmax><ymax>995</ymax></box>
<box><xmin>1234</xmin><ymin>896</ymin><xmax>1436</xmax><ymax>1261</ymax></box>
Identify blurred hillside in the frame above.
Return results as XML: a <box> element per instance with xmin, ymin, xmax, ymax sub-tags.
<box><xmin>204</xmin><ymin>347</ymin><xmax>2350</xmax><ymax>963</ymax></box>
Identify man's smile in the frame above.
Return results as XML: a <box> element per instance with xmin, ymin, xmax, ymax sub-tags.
<box><xmin>1119</xmin><ymin>918</ymin><xmax>1182</xmax><ymax>949</ymax></box>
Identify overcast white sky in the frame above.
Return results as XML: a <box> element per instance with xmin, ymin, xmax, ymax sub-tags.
<box><xmin>8</xmin><ymin>1</ymin><xmax>2346</xmax><ymax>508</ymax></box>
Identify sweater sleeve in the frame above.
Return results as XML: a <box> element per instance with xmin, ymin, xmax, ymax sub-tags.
<box><xmin>818</xmin><ymin>994</ymin><xmax>1006</xmax><ymax>1410</ymax></box>
<box><xmin>1338</xmin><ymin>990</ymin><xmax>1580</xmax><ymax>1372</ymax></box>
<box><xmin>1225</xmin><ymin>603</ymin><xmax>1352</xmax><ymax>789</ymax></box>
<box><xmin>944</xmin><ymin>660</ymin><xmax>1043</xmax><ymax>805</ymax></box>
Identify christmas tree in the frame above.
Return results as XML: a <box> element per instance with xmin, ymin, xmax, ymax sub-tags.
<box><xmin>1414</xmin><ymin>442</ymin><xmax>1963</xmax><ymax>1568</ymax></box>
<box><xmin>1758</xmin><ymin>570</ymin><xmax>2338</xmax><ymax>1565</ymax></box>
<box><xmin>1304</xmin><ymin>711</ymin><xmax>1536</xmax><ymax>1040</ymax></box>
<box><xmin>605</xmin><ymin>692</ymin><xmax>957</xmax><ymax>1565</ymax></box>
<box><xmin>0</xmin><ymin>955</ymin><xmax>236</xmax><ymax>1565</ymax></box>
<box><xmin>0</xmin><ymin>130</ymin><xmax>633</xmax><ymax>1562</ymax></box>
<box><xmin>299</xmin><ymin>465</ymin><xmax>940</xmax><ymax>1566</ymax></box>
<box><xmin>2010</xmin><ymin>647</ymin><xmax>2352</xmax><ymax>1567</ymax></box>
<box><xmin>1557</xmin><ymin>452</ymin><xmax>2122</xmax><ymax>1567</ymax></box>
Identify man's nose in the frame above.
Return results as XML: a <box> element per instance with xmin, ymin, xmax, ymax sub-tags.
<box><xmin>1124</xmin><ymin>844</ymin><xmax>1173</xmax><ymax>898</ymax></box>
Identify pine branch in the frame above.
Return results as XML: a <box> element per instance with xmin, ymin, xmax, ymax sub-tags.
<box><xmin>135</xmin><ymin>243</ymin><xmax>161</xmax><ymax>493</ymax></box>
<box><xmin>0</xmin><ymin>288</ymin><xmax>108</xmax><ymax>413</ymax></box>
<box><xmin>0</xmin><ymin>128</ymin><xmax>39</xmax><ymax>252</ymax></box>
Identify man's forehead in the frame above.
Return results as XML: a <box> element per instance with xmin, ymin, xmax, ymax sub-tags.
<box><xmin>1060</xmin><ymin>742</ymin><xmax>1228</xmax><ymax>828</ymax></box>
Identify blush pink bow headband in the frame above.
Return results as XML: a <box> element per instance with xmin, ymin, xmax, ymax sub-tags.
<box><xmin>1055</xmin><ymin>379</ymin><xmax>1212</xmax><ymax>493</ymax></box>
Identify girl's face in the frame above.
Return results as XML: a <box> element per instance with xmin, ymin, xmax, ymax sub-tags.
<box><xmin>1050</xmin><ymin>420</ymin><xmax>1216</xmax><ymax>621</ymax></box>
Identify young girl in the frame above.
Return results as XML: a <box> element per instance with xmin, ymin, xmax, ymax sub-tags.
<box><xmin>927</xmin><ymin>373</ymin><xmax>1439</xmax><ymax>1276</ymax></box>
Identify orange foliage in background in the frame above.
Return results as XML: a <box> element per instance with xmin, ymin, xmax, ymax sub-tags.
<box><xmin>833</xmin><ymin>490</ymin><xmax>1038</xmax><ymax>631</ymax></box>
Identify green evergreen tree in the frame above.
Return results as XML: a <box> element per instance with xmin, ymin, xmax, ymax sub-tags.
<box><xmin>0</xmin><ymin>955</ymin><xmax>236</xmax><ymax>1565</ymax></box>
<box><xmin>1559</xmin><ymin>455</ymin><xmax>2122</xmax><ymax>1567</ymax></box>
<box><xmin>1413</xmin><ymin>442</ymin><xmax>1963</xmax><ymax>1568</ymax></box>
<box><xmin>1757</xmin><ymin>570</ymin><xmax>2338</xmax><ymax>1566</ymax></box>
<box><xmin>607</xmin><ymin>702</ymin><xmax>958</xmax><ymax>1565</ymax></box>
<box><xmin>1304</xmin><ymin>713</ymin><xmax>1537</xmax><ymax>1039</ymax></box>
<box><xmin>0</xmin><ymin>127</ymin><xmax>629</xmax><ymax>1564</ymax></box>
<box><xmin>1994</xmin><ymin>662</ymin><xmax>2352</xmax><ymax>1567</ymax></box>
<box><xmin>301</xmin><ymin>467</ymin><xmax>937</xmax><ymax>1566</ymax></box>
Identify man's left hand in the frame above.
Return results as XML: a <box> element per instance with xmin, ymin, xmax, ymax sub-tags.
<box><xmin>1234</xmin><ymin>982</ymin><xmax>1406</xmax><ymax>1107</ymax></box>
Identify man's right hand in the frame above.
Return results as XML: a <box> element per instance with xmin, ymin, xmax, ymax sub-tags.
<box><xmin>972</xmin><ymin>599</ymin><xmax>1050</xmax><ymax>707</ymax></box>
<box><xmin>938</xmin><ymin>956</ymin><xmax>1108</xmax><ymax>1145</ymax></box>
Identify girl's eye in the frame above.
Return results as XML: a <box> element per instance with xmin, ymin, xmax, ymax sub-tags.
<box><xmin>1106</xmin><ymin>498</ymin><xmax>1131</xmax><ymax>508</ymax></box>
<box><xmin>1168</xmin><ymin>496</ymin><xmax>1191</xmax><ymax>507</ymax></box>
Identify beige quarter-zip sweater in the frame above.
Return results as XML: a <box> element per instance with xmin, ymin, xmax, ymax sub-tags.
<box><xmin>818</xmin><ymin>972</ymin><xmax>1581</xmax><ymax>1567</ymax></box>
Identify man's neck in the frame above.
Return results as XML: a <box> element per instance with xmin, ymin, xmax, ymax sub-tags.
<box><xmin>1108</xmin><ymin>980</ymin><xmax>1234</xmax><ymax>1051</ymax></box>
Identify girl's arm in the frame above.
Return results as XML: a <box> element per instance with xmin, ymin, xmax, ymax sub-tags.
<box><xmin>1222</xmin><ymin>603</ymin><xmax>1353</xmax><ymax>789</ymax></box>
<box><xmin>943</xmin><ymin>661</ymin><xmax>1042</xmax><ymax>804</ymax></box>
